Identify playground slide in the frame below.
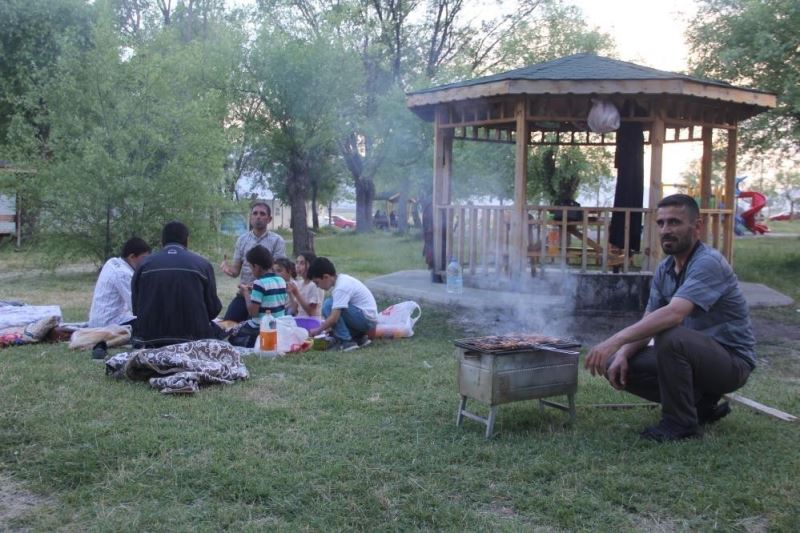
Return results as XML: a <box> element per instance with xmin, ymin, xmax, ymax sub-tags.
<box><xmin>738</xmin><ymin>191</ymin><xmax>769</xmax><ymax>234</ymax></box>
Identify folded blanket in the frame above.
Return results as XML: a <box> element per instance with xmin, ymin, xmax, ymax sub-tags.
<box><xmin>0</xmin><ymin>315</ymin><xmax>61</xmax><ymax>348</ymax></box>
<box><xmin>0</xmin><ymin>304</ymin><xmax>62</xmax><ymax>330</ymax></box>
<box><xmin>105</xmin><ymin>339</ymin><xmax>249</xmax><ymax>394</ymax></box>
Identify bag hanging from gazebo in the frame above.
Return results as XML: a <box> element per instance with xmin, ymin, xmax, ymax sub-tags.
<box><xmin>587</xmin><ymin>99</ymin><xmax>620</xmax><ymax>133</ymax></box>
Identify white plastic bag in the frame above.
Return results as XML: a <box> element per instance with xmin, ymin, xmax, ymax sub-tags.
<box><xmin>587</xmin><ymin>99</ymin><xmax>620</xmax><ymax>133</ymax></box>
<box><xmin>369</xmin><ymin>301</ymin><xmax>422</xmax><ymax>339</ymax></box>
<box><xmin>276</xmin><ymin>316</ymin><xmax>311</xmax><ymax>354</ymax></box>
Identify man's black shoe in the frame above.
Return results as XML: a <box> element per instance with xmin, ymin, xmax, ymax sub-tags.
<box><xmin>698</xmin><ymin>401</ymin><xmax>731</xmax><ymax>426</ymax></box>
<box><xmin>91</xmin><ymin>341</ymin><xmax>108</xmax><ymax>360</ymax></box>
<box><xmin>640</xmin><ymin>419</ymin><xmax>701</xmax><ymax>443</ymax></box>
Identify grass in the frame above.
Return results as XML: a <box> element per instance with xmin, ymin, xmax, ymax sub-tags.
<box><xmin>734</xmin><ymin>220</ymin><xmax>800</xmax><ymax>302</ymax></box>
<box><xmin>1</xmin><ymin>229</ymin><xmax>799</xmax><ymax>531</ymax></box>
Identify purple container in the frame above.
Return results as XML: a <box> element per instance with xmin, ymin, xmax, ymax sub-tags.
<box><xmin>294</xmin><ymin>317</ymin><xmax>321</xmax><ymax>331</ymax></box>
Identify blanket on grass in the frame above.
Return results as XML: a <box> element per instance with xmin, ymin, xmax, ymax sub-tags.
<box><xmin>105</xmin><ymin>339</ymin><xmax>249</xmax><ymax>394</ymax></box>
<box><xmin>0</xmin><ymin>303</ymin><xmax>62</xmax><ymax>330</ymax></box>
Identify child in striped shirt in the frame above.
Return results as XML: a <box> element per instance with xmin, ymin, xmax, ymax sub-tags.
<box><xmin>238</xmin><ymin>245</ymin><xmax>288</xmax><ymax>325</ymax></box>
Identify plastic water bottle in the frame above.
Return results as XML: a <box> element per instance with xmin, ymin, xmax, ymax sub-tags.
<box><xmin>446</xmin><ymin>256</ymin><xmax>463</xmax><ymax>294</ymax></box>
<box><xmin>259</xmin><ymin>311</ymin><xmax>277</xmax><ymax>354</ymax></box>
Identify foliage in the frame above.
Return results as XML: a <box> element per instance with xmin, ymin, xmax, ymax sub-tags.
<box><xmin>679</xmin><ymin>132</ymin><xmax>730</xmax><ymax>198</ymax></box>
<box><xmin>529</xmin><ymin>145</ymin><xmax>612</xmax><ymax>204</ymax></box>
<box><xmin>110</xmin><ymin>0</ymin><xmax>231</xmax><ymax>43</ymax></box>
<box><xmin>466</xmin><ymin>1</ymin><xmax>614</xmax><ymax>76</ymax></box>
<box><xmin>254</xmin><ymin>0</ymin><xmax>614</xmax><ymax>232</ymax></box>
<box><xmin>687</xmin><ymin>0</ymin><xmax>800</xmax><ymax>157</ymax></box>
<box><xmin>28</xmin><ymin>9</ymin><xmax>236</xmax><ymax>264</ymax></box>
<box><xmin>767</xmin><ymin>170</ymin><xmax>800</xmax><ymax>215</ymax></box>
<box><xmin>244</xmin><ymin>32</ymin><xmax>362</xmax><ymax>250</ymax></box>
<box><xmin>449</xmin><ymin>141</ymin><xmax>613</xmax><ymax>207</ymax></box>
<box><xmin>0</xmin><ymin>0</ymin><xmax>96</xmax><ymax>243</ymax></box>
<box><xmin>0</xmin><ymin>0</ymin><xmax>94</xmax><ymax>150</ymax></box>
<box><xmin>451</xmin><ymin>140</ymin><xmax>515</xmax><ymax>202</ymax></box>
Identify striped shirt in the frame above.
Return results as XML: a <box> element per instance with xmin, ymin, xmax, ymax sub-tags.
<box><xmin>249</xmin><ymin>273</ymin><xmax>288</xmax><ymax>320</ymax></box>
<box><xmin>88</xmin><ymin>257</ymin><xmax>135</xmax><ymax>327</ymax></box>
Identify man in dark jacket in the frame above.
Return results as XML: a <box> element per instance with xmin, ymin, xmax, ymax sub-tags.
<box><xmin>132</xmin><ymin>221</ymin><xmax>224</xmax><ymax>347</ymax></box>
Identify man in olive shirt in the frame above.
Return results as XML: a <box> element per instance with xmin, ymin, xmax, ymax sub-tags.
<box><xmin>220</xmin><ymin>201</ymin><xmax>286</xmax><ymax>321</ymax></box>
<box><xmin>585</xmin><ymin>194</ymin><xmax>755</xmax><ymax>442</ymax></box>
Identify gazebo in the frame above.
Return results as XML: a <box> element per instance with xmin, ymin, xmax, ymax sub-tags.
<box><xmin>406</xmin><ymin>54</ymin><xmax>776</xmax><ymax>283</ymax></box>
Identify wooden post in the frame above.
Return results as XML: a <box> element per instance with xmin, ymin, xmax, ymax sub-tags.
<box><xmin>469</xmin><ymin>207</ymin><xmax>478</xmax><ymax>275</ymax></box>
<box><xmin>512</xmin><ymin>97</ymin><xmax>529</xmax><ymax>278</ymax></box>
<box><xmin>645</xmin><ymin>114</ymin><xmax>665</xmax><ymax>271</ymax></box>
<box><xmin>700</xmin><ymin>126</ymin><xmax>713</xmax><ymax>241</ymax></box>
<box><xmin>433</xmin><ymin>107</ymin><xmax>454</xmax><ymax>275</ymax></box>
<box><xmin>724</xmin><ymin>127</ymin><xmax>737</xmax><ymax>264</ymax></box>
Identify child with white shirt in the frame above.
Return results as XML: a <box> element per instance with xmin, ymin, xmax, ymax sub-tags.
<box><xmin>306</xmin><ymin>257</ymin><xmax>377</xmax><ymax>352</ymax></box>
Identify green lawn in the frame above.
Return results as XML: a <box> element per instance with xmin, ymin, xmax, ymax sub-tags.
<box><xmin>734</xmin><ymin>220</ymin><xmax>800</xmax><ymax>302</ymax></box>
<box><xmin>1</xmin><ymin>230</ymin><xmax>798</xmax><ymax>531</ymax></box>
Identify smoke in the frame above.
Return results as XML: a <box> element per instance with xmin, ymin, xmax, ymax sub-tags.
<box><xmin>456</xmin><ymin>267</ymin><xmax>580</xmax><ymax>341</ymax></box>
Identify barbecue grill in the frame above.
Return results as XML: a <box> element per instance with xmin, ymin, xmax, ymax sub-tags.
<box><xmin>454</xmin><ymin>334</ymin><xmax>581</xmax><ymax>438</ymax></box>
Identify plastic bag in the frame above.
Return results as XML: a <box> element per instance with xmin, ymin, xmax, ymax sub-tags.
<box><xmin>587</xmin><ymin>99</ymin><xmax>620</xmax><ymax>133</ymax></box>
<box><xmin>368</xmin><ymin>301</ymin><xmax>422</xmax><ymax>339</ymax></box>
<box><xmin>276</xmin><ymin>316</ymin><xmax>311</xmax><ymax>354</ymax></box>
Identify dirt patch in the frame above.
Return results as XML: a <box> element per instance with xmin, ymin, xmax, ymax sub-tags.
<box><xmin>752</xmin><ymin>314</ymin><xmax>800</xmax><ymax>342</ymax></box>
<box><xmin>0</xmin><ymin>473</ymin><xmax>53</xmax><ymax>531</ymax></box>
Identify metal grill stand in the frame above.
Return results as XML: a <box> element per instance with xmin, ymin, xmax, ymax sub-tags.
<box><xmin>455</xmin><ymin>346</ymin><xmax>578</xmax><ymax>439</ymax></box>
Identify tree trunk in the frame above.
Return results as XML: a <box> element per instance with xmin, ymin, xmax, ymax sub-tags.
<box><xmin>411</xmin><ymin>200</ymin><xmax>421</xmax><ymax>227</ymax></box>
<box><xmin>287</xmin><ymin>157</ymin><xmax>312</xmax><ymax>255</ymax></box>
<box><xmin>105</xmin><ymin>202</ymin><xmax>112</xmax><ymax>261</ymax></box>
<box><xmin>290</xmin><ymin>194</ymin><xmax>310</xmax><ymax>255</ymax></box>
<box><xmin>397</xmin><ymin>187</ymin><xmax>409</xmax><ymax>233</ymax></box>
<box><xmin>355</xmin><ymin>177</ymin><xmax>375</xmax><ymax>232</ymax></box>
<box><xmin>311</xmin><ymin>181</ymin><xmax>319</xmax><ymax>230</ymax></box>
<box><xmin>338</xmin><ymin>134</ymin><xmax>375</xmax><ymax>232</ymax></box>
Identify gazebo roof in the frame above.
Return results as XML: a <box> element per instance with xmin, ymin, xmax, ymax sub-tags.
<box><xmin>407</xmin><ymin>53</ymin><xmax>776</xmax><ymax>121</ymax></box>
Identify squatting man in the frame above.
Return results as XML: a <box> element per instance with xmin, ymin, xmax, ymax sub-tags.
<box><xmin>584</xmin><ymin>194</ymin><xmax>755</xmax><ymax>443</ymax></box>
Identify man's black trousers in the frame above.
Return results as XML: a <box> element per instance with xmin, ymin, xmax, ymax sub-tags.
<box><xmin>619</xmin><ymin>326</ymin><xmax>752</xmax><ymax>429</ymax></box>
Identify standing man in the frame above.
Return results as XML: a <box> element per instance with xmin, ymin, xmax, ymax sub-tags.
<box><xmin>220</xmin><ymin>201</ymin><xmax>286</xmax><ymax>322</ymax></box>
<box><xmin>132</xmin><ymin>221</ymin><xmax>224</xmax><ymax>347</ymax></box>
<box><xmin>88</xmin><ymin>237</ymin><xmax>151</xmax><ymax>327</ymax></box>
<box><xmin>585</xmin><ymin>194</ymin><xmax>755</xmax><ymax>442</ymax></box>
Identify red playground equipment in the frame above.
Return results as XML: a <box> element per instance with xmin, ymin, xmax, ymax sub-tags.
<box><xmin>736</xmin><ymin>176</ymin><xmax>768</xmax><ymax>235</ymax></box>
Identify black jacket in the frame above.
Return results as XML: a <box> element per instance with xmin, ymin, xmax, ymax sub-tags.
<box><xmin>132</xmin><ymin>243</ymin><xmax>223</xmax><ymax>346</ymax></box>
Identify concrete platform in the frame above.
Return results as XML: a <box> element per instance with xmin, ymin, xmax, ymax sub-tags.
<box><xmin>367</xmin><ymin>270</ymin><xmax>566</xmax><ymax>312</ymax></box>
<box><xmin>366</xmin><ymin>269</ymin><xmax>794</xmax><ymax>313</ymax></box>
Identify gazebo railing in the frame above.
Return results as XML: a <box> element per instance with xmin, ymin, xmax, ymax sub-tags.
<box><xmin>435</xmin><ymin>204</ymin><xmax>733</xmax><ymax>276</ymax></box>
<box><xmin>525</xmin><ymin>206</ymin><xmax>650</xmax><ymax>274</ymax></box>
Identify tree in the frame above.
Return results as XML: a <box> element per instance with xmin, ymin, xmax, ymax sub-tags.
<box><xmin>687</xmin><ymin>0</ymin><xmax>800</xmax><ymax>157</ymax></box>
<box><xmin>0</xmin><ymin>0</ymin><xmax>96</xmax><ymax>241</ymax></box>
<box><xmin>110</xmin><ymin>0</ymin><xmax>229</xmax><ymax>41</ymax></box>
<box><xmin>28</xmin><ymin>11</ymin><xmax>234</xmax><ymax>264</ymax></box>
<box><xmin>245</xmin><ymin>32</ymin><xmax>361</xmax><ymax>251</ymax></box>
<box><xmin>253</xmin><ymin>0</ymin><xmax>611</xmax><ymax>232</ymax></box>
<box><xmin>771</xmin><ymin>170</ymin><xmax>800</xmax><ymax>216</ymax></box>
<box><xmin>0</xmin><ymin>0</ymin><xmax>93</xmax><ymax>151</ymax></box>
